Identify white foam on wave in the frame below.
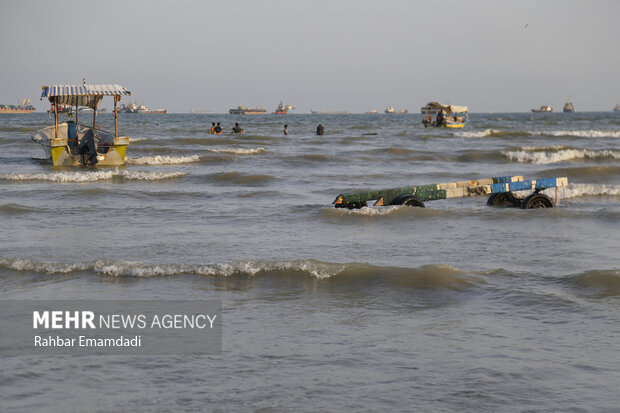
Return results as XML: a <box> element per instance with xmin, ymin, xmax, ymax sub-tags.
<box><xmin>129</xmin><ymin>137</ymin><xmax>147</xmax><ymax>143</ymax></box>
<box><xmin>0</xmin><ymin>168</ymin><xmax>186</xmax><ymax>182</ymax></box>
<box><xmin>208</xmin><ymin>147</ymin><xmax>265</xmax><ymax>155</ymax></box>
<box><xmin>534</xmin><ymin>130</ymin><xmax>620</xmax><ymax>138</ymax></box>
<box><xmin>456</xmin><ymin>129</ymin><xmax>499</xmax><ymax>138</ymax></box>
<box><xmin>546</xmin><ymin>184</ymin><xmax>620</xmax><ymax>199</ymax></box>
<box><xmin>457</xmin><ymin>129</ymin><xmax>620</xmax><ymax>139</ymax></box>
<box><xmin>0</xmin><ymin>257</ymin><xmax>348</xmax><ymax>280</ymax></box>
<box><xmin>0</xmin><ymin>257</ymin><xmax>91</xmax><ymax>273</ymax></box>
<box><xmin>502</xmin><ymin>149</ymin><xmax>620</xmax><ymax>164</ymax></box>
<box><xmin>332</xmin><ymin>206</ymin><xmax>402</xmax><ymax>216</ymax></box>
<box><xmin>127</xmin><ymin>155</ymin><xmax>201</xmax><ymax>165</ymax></box>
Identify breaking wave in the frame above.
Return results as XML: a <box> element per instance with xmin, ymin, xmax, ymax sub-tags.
<box><xmin>456</xmin><ymin>129</ymin><xmax>620</xmax><ymax>139</ymax></box>
<box><xmin>0</xmin><ymin>257</ymin><xmax>475</xmax><ymax>289</ymax></box>
<box><xmin>0</xmin><ymin>168</ymin><xmax>186</xmax><ymax>183</ymax></box>
<box><xmin>536</xmin><ymin>130</ymin><xmax>620</xmax><ymax>138</ymax></box>
<box><xmin>127</xmin><ymin>155</ymin><xmax>201</xmax><ymax>165</ymax></box>
<box><xmin>502</xmin><ymin>148</ymin><xmax>620</xmax><ymax>164</ymax></box>
<box><xmin>321</xmin><ymin>205</ymin><xmax>444</xmax><ymax>218</ymax></box>
<box><xmin>457</xmin><ymin>129</ymin><xmax>506</xmax><ymax>138</ymax></box>
<box><xmin>547</xmin><ymin>184</ymin><xmax>620</xmax><ymax>199</ymax></box>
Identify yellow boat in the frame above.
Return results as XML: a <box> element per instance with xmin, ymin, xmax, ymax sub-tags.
<box><xmin>33</xmin><ymin>83</ymin><xmax>131</xmax><ymax>166</ymax></box>
<box><xmin>421</xmin><ymin>102</ymin><xmax>469</xmax><ymax>128</ymax></box>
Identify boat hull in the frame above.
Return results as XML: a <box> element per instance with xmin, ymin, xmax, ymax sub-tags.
<box><xmin>32</xmin><ymin>123</ymin><xmax>130</xmax><ymax>166</ymax></box>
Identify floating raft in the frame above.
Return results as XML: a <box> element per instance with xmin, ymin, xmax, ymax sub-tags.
<box><xmin>333</xmin><ymin>176</ymin><xmax>568</xmax><ymax>209</ymax></box>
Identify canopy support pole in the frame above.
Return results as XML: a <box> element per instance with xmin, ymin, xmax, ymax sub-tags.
<box><xmin>92</xmin><ymin>104</ymin><xmax>97</xmax><ymax>131</ymax></box>
<box><xmin>75</xmin><ymin>103</ymin><xmax>79</xmax><ymax>141</ymax></box>
<box><xmin>114</xmin><ymin>96</ymin><xmax>118</xmax><ymax>138</ymax></box>
<box><xmin>54</xmin><ymin>100</ymin><xmax>58</xmax><ymax>139</ymax></box>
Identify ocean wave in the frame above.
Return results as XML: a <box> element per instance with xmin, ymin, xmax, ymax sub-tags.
<box><xmin>207</xmin><ymin>147</ymin><xmax>265</xmax><ymax>155</ymax></box>
<box><xmin>127</xmin><ymin>155</ymin><xmax>201</xmax><ymax>165</ymax></box>
<box><xmin>502</xmin><ymin>148</ymin><xmax>620</xmax><ymax>164</ymax></box>
<box><xmin>204</xmin><ymin>171</ymin><xmax>277</xmax><ymax>185</ymax></box>
<box><xmin>540</xmin><ymin>165</ymin><xmax>620</xmax><ymax>178</ymax></box>
<box><xmin>561</xmin><ymin>269</ymin><xmax>620</xmax><ymax>297</ymax></box>
<box><xmin>0</xmin><ymin>126</ymin><xmax>34</xmax><ymax>133</ymax></box>
<box><xmin>0</xmin><ymin>257</ymin><xmax>476</xmax><ymax>289</ymax></box>
<box><xmin>0</xmin><ymin>168</ymin><xmax>186</xmax><ymax>183</ymax></box>
<box><xmin>129</xmin><ymin>137</ymin><xmax>147</xmax><ymax>143</ymax></box>
<box><xmin>456</xmin><ymin>129</ymin><xmax>620</xmax><ymax>139</ymax></box>
<box><xmin>457</xmin><ymin>129</ymin><xmax>505</xmax><ymax>138</ymax></box>
<box><xmin>536</xmin><ymin>130</ymin><xmax>620</xmax><ymax>138</ymax></box>
<box><xmin>321</xmin><ymin>205</ymin><xmax>444</xmax><ymax>218</ymax></box>
<box><xmin>0</xmin><ymin>203</ymin><xmax>34</xmax><ymax>214</ymax></box>
<box><xmin>547</xmin><ymin>184</ymin><xmax>620</xmax><ymax>199</ymax></box>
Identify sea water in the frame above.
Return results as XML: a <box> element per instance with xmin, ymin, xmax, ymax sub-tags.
<box><xmin>1</xmin><ymin>112</ymin><xmax>619</xmax><ymax>411</ymax></box>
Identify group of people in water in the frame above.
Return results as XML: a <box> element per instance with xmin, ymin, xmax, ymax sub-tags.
<box><xmin>208</xmin><ymin>122</ymin><xmax>244</xmax><ymax>134</ymax></box>
<box><xmin>207</xmin><ymin>122</ymin><xmax>326</xmax><ymax>136</ymax></box>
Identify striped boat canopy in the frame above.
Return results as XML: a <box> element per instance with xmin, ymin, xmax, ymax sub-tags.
<box><xmin>41</xmin><ymin>84</ymin><xmax>131</xmax><ymax>109</ymax></box>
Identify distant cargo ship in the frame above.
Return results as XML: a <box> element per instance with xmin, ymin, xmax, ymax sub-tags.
<box><xmin>272</xmin><ymin>101</ymin><xmax>294</xmax><ymax>114</ymax></box>
<box><xmin>532</xmin><ymin>105</ymin><xmax>553</xmax><ymax>113</ymax></box>
<box><xmin>365</xmin><ymin>109</ymin><xmax>379</xmax><ymax>114</ymax></box>
<box><xmin>0</xmin><ymin>98</ymin><xmax>35</xmax><ymax>114</ymax></box>
<box><xmin>311</xmin><ymin>110</ymin><xmax>351</xmax><ymax>115</ymax></box>
<box><xmin>385</xmin><ymin>106</ymin><xmax>408</xmax><ymax>114</ymax></box>
<box><xmin>613</xmin><ymin>104</ymin><xmax>620</xmax><ymax>112</ymax></box>
<box><xmin>563</xmin><ymin>100</ymin><xmax>575</xmax><ymax>113</ymax></box>
<box><xmin>229</xmin><ymin>105</ymin><xmax>267</xmax><ymax>115</ymax></box>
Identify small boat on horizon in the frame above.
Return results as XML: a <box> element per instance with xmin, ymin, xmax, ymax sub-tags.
<box><xmin>613</xmin><ymin>104</ymin><xmax>620</xmax><ymax>112</ymax></box>
<box><xmin>532</xmin><ymin>105</ymin><xmax>553</xmax><ymax>113</ymax></box>
<box><xmin>365</xmin><ymin>109</ymin><xmax>379</xmax><ymax>114</ymax></box>
<box><xmin>563</xmin><ymin>100</ymin><xmax>575</xmax><ymax>113</ymax></box>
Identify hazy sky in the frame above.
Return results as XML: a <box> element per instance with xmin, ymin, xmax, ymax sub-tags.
<box><xmin>1</xmin><ymin>0</ymin><xmax>619</xmax><ymax>113</ymax></box>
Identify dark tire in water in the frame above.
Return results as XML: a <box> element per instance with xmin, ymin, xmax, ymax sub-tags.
<box><xmin>391</xmin><ymin>195</ymin><xmax>425</xmax><ymax>208</ymax></box>
<box><xmin>346</xmin><ymin>201</ymin><xmax>367</xmax><ymax>209</ymax></box>
<box><xmin>487</xmin><ymin>191</ymin><xmax>521</xmax><ymax>207</ymax></box>
<box><xmin>521</xmin><ymin>193</ymin><xmax>554</xmax><ymax>209</ymax></box>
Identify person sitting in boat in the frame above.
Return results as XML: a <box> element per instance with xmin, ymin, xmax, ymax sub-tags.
<box><xmin>214</xmin><ymin>122</ymin><xmax>223</xmax><ymax>134</ymax></box>
<box><xmin>232</xmin><ymin>122</ymin><xmax>243</xmax><ymax>134</ymax></box>
<box><xmin>208</xmin><ymin>122</ymin><xmax>216</xmax><ymax>134</ymax></box>
<box><xmin>436</xmin><ymin>110</ymin><xmax>445</xmax><ymax>127</ymax></box>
